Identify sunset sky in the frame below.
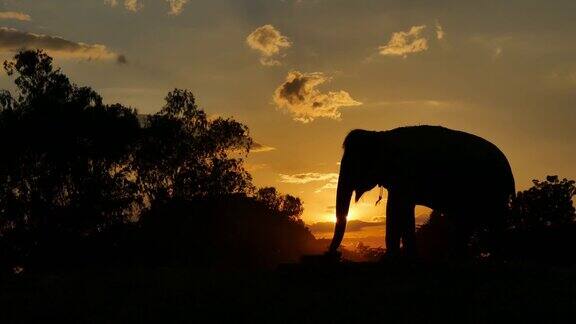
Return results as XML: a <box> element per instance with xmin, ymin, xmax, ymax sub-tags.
<box><xmin>1</xmin><ymin>0</ymin><xmax>575</xmax><ymax>247</ymax></box>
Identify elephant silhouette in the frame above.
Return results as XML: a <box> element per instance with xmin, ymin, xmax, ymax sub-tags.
<box><xmin>328</xmin><ymin>126</ymin><xmax>515</xmax><ymax>257</ymax></box>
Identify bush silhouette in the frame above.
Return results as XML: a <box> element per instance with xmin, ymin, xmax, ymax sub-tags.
<box><xmin>502</xmin><ymin>175</ymin><xmax>576</xmax><ymax>264</ymax></box>
<box><xmin>510</xmin><ymin>176</ymin><xmax>575</xmax><ymax>230</ymax></box>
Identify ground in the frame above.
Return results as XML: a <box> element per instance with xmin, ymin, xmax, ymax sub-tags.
<box><xmin>1</xmin><ymin>261</ymin><xmax>576</xmax><ymax>323</ymax></box>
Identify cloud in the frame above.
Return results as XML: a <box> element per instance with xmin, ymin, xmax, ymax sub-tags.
<box><xmin>315</xmin><ymin>181</ymin><xmax>338</xmax><ymax>193</ymax></box>
<box><xmin>105</xmin><ymin>0</ymin><xmax>188</xmax><ymax>15</ymax></box>
<box><xmin>105</xmin><ymin>0</ymin><xmax>142</xmax><ymax>12</ymax></box>
<box><xmin>246</xmin><ymin>24</ymin><xmax>291</xmax><ymax>66</ymax></box>
<box><xmin>273</xmin><ymin>71</ymin><xmax>362</xmax><ymax>123</ymax></box>
<box><xmin>544</xmin><ymin>70</ymin><xmax>576</xmax><ymax>89</ymax></box>
<box><xmin>493</xmin><ymin>46</ymin><xmax>503</xmax><ymax>60</ymax></box>
<box><xmin>166</xmin><ymin>0</ymin><xmax>188</xmax><ymax>15</ymax></box>
<box><xmin>116</xmin><ymin>54</ymin><xmax>128</xmax><ymax>64</ymax></box>
<box><xmin>435</xmin><ymin>21</ymin><xmax>445</xmax><ymax>40</ymax></box>
<box><xmin>124</xmin><ymin>0</ymin><xmax>142</xmax><ymax>11</ymax></box>
<box><xmin>0</xmin><ymin>27</ymin><xmax>122</xmax><ymax>61</ymax></box>
<box><xmin>245</xmin><ymin>163</ymin><xmax>268</xmax><ymax>172</ymax></box>
<box><xmin>0</xmin><ymin>11</ymin><xmax>31</xmax><ymax>21</ymax></box>
<box><xmin>379</xmin><ymin>25</ymin><xmax>428</xmax><ymax>58</ymax></box>
<box><xmin>279</xmin><ymin>172</ymin><xmax>339</xmax><ymax>193</ymax></box>
<box><xmin>259</xmin><ymin>57</ymin><xmax>282</xmax><ymax>67</ymax></box>
<box><xmin>371</xmin><ymin>99</ymin><xmax>455</xmax><ymax>108</ymax></box>
<box><xmin>251</xmin><ymin>141</ymin><xmax>276</xmax><ymax>153</ymax></box>
<box><xmin>279</xmin><ymin>172</ymin><xmax>338</xmax><ymax>184</ymax></box>
<box><xmin>469</xmin><ymin>35</ymin><xmax>511</xmax><ymax>61</ymax></box>
<box><xmin>309</xmin><ymin>220</ymin><xmax>385</xmax><ymax>233</ymax></box>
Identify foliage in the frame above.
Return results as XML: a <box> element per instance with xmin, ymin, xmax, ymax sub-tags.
<box><xmin>354</xmin><ymin>242</ymin><xmax>385</xmax><ymax>261</ymax></box>
<box><xmin>498</xmin><ymin>175</ymin><xmax>576</xmax><ymax>264</ymax></box>
<box><xmin>0</xmin><ymin>50</ymin><xmax>311</xmax><ymax>270</ymax></box>
<box><xmin>510</xmin><ymin>175</ymin><xmax>576</xmax><ymax>230</ymax></box>
<box><xmin>0</xmin><ymin>50</ymin><xmax>141</xmax><ymax>238</ymax></box>
<box><xmin>417</xmin><ymin>175</ymin><xmax>576</xmax><ymax>262</ymax></box>
<box><xmin>136</xmin><ymin>195</ymin><xmax>317</xmax><ymax>268</ymax></box>
<box><xmin>137</xmin><ymin>88</ymin><xmax>254</xmax><ymax>203</ymax></box>
<box><xmin>255</xmin><ymin>187</ymin><xmax>304</xmax><ymax>221</ymax></box>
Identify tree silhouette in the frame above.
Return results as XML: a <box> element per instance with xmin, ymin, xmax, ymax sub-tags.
<box><xmin>0</xmin><ymin>50</ymin><xmax>319</xmax><ymax>270</ymax></box>
<box><xmin>0</xmin><ymin>50</ymin><xmax>140</xmax><ymax>237</ymax></box>
<box><xmin>255</xmin><ymin>187</ymin><xmax>304</xmax><ymax>221</ymax></box>
<box><xmin>510</xmin><ymin>175</ymin><xmax>576</xmax><ymax>230</ymax></box>
<box><xmin>137</xmin><ymin>89</ymin><xmax>253</xmax><ymax>204</ymax></box>
<box><xmin>495</xmin><ymin>175</ymin><xmax>576</xmax><ymax>264</ymax></box>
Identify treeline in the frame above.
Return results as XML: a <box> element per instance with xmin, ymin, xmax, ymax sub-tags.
<box><xmin>416</xmin><ymin>176</ymin><xmax>576</xmax><ymax>264</ymax></box>
<box><xmin>0</xmin><ymin>50</ymin><xmax>323</xmax><ymax>272</ymax></box>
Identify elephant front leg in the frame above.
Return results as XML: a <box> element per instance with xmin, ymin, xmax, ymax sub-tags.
<box><xmin>385</xmin><ymin>190</ymin><xmax>415</xmax><ymax>257</ymax></box>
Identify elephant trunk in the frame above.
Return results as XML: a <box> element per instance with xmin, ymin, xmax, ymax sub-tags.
<box><xmin>328</xmin><ymin>171</ymin><xmax>353</xmax><ymax>253</ymax></box>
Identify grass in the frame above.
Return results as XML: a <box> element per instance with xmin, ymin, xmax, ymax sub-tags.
<box><xmin>1</xmin><ymin>261</ymin><xmax>576</xmax><ymax>323</ymax></box>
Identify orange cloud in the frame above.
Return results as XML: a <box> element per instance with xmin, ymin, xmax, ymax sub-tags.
<box><xmin>166</xmin><ymin>0</ymin><xmax>189</xmax><ymax>15</ymax></box>
<box><xmin>379</xmin><ymin>25</ymin><xmax>428</xmax><ymax>58</ymax></box>
<box><xmin>435</xmin><ymin>21</ymin><xmax>445</xmax><ymax>40</ymax></box>
<box><xmin>0</xmin><ymin>11</ymin><xmax>31</xmax><ymax>21</ymax></box>
<box><xmin>246</xmin><ymin>24</ymin><xmax>291</xmax><ymax>66</ymax></box>
<box><xmin>251</xmin><ymin>141</ymin><xmax>276</xmax><ymax>153</ymax></box>
<box><xmin>105</xmin><ymin>0</ymin><xmax>188</xmax><ymax>15</ymax></box>
<box><xmin>279</xmin><ymin>172</ymin><xmax>339</xmax><ymax>193</ymax></box>
<box><xmin>273</xmin><ymin>71</ymin><xmax>362</xmax><ymax>123</ymax></box>
<box><xmin>104</xmin><ymin>0</ymin><xmax>142</xmax><ymax>12</ymax></box>
<box><xmin>279</xmin><ymin>172</ymin><xmax>338</xmax><ymax>184</ymax></box>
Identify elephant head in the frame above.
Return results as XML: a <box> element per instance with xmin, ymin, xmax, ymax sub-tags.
<box><xmin>328</xmin><ymin>130</ymin><xmax>383</xmax><ymax>253</ymax></box>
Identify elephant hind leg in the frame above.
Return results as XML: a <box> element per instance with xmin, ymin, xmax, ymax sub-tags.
<box><xmin>386</xmin><ymin>190</ymin><xmax>415</xmax><ymax>257</ymax></box>
<box><xmin>401</xmin><ymin>208</ymin><xmax>416</xmax><ymax>257</ymax></box>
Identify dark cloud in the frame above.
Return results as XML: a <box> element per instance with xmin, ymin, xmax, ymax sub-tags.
<box><xmin>116</xmin><ymin>54</ymin><xmax>128</xmax><ymax>64</ymax></box>
<box><xmin>0</xmin><ymin>27</ymin><xmax>120</xmax><ymax>61</ymax></box>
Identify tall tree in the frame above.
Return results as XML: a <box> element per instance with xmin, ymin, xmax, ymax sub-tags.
<box><xmin>137</xmin><ymin>89</ymin><xmax>254</xmax><ymax>203</ymax></box>
<box><xmin>0</xmin><ymin>50</ymin><xmax>140</xmax><ymax>237</ymax></box>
